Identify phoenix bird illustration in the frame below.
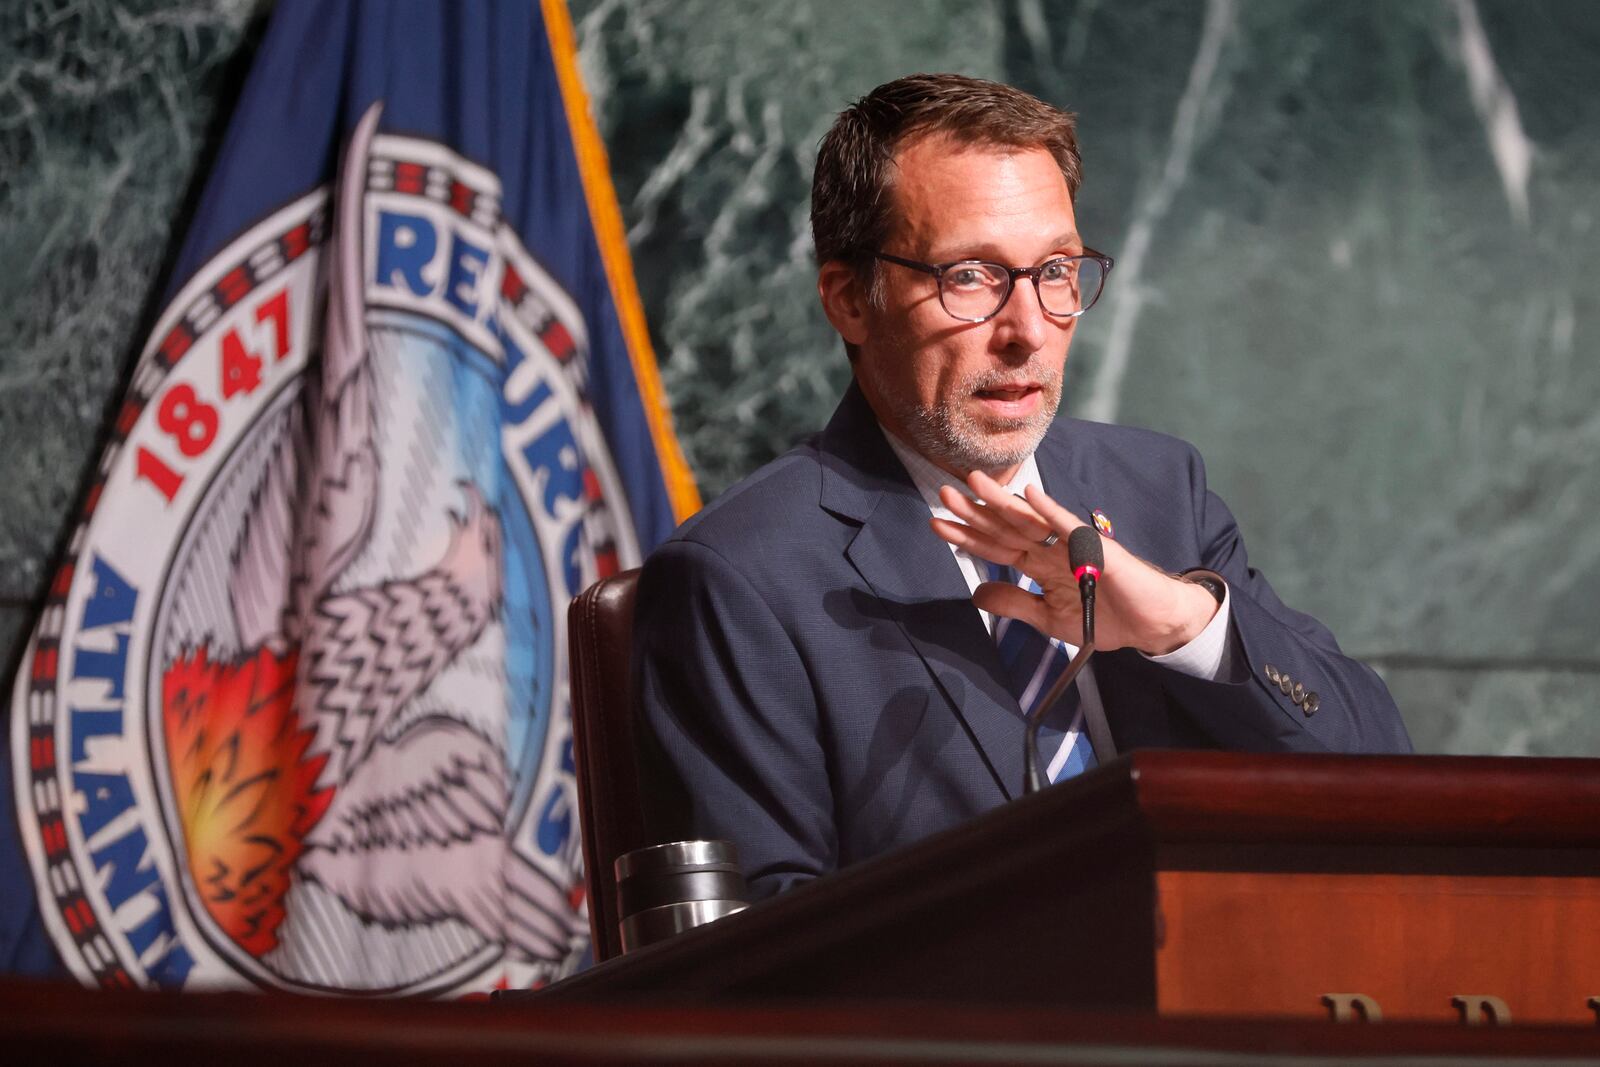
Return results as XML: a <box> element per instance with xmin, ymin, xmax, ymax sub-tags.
<box><xmin>165</xmin><ymin>103</ymin><xmax>576</xmax><ymax>971</ymax></box>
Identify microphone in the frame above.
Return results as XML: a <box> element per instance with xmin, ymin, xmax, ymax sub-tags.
<box><xmin>1067</xmin><ymin>526</ymin><xmax>1103</xmax><ymax>647</ymax></box>
<box><xmin>1022</xmin><ymin>526</ymin><xmax>1104</xmax><ymax>795</ymax></box>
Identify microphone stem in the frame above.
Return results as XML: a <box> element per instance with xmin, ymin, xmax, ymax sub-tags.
<box><xmin>1022</xmin><ymin>643</ymin><xmax>1094</xmax><ymax>794</ymax></box>
<box><xmin>1021</xmin><ymin>574</ymin><xmax>1098</xmax><ymax>796</ymax></box>
<box><xmin>1080</xmin><ymin>576</ymin><xmax>1096</xmax><ymax>648</ymax></box>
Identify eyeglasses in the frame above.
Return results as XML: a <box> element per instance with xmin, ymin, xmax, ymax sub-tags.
<box><xmin>872</xmin><ymin>250</ymin><xmax>1114</xmax><ymax>323</ymax></box>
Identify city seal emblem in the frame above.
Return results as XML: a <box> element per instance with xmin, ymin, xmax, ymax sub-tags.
<box><xmin>10</xmin><ymin>104</ymin><xmax>637</xmax><ymax>994</ymax></box>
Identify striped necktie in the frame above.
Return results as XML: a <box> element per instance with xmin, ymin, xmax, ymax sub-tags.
<box><xmin>986</xmin><ymin>561</ymin><xmax>1097</xmax><ymax>783</ymax></box>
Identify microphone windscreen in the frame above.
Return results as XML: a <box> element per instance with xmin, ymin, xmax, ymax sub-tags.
<box><xmin>1067</xmin><ymin>526</ymin><xmax>1104</xmax><ymax>572</ymax></box>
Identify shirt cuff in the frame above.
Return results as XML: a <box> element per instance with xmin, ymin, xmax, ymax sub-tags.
<box><xmin>1141</xmin><ymin>582</ymin><xmax>1239</xmax><ymax>681</ymax></box>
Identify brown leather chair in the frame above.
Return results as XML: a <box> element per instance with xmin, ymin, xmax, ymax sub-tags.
<box><xmin>567</xmin><ymin>568</ymin><xmax>648</xmax><ymax>962</ymax></box>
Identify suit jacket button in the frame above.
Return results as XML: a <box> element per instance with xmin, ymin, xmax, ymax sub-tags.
<box><xmin>1291</xmin><ymin>682</ymin><xmax>1306</xmax><ymax>703</ymax></box>
<box><xmin>1303</xmin><ymin>693</ymin><xmax>1320</xmax><ymax>715</ymax></box>
<box><xmin>1264</xmin><ymin>664</ymin><xmax>1280</xmax><ymax>685</ymax></box>
<box><xmin>1279</xmin><ymin>675</ymin><xmax>1293</xmax><ymax>696</ymax></box>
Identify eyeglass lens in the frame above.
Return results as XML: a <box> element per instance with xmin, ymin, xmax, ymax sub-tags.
<box><xmin>940</xmin><ymin>258</ymin><xmax>1107</xmax><ymax>321</ymax></box>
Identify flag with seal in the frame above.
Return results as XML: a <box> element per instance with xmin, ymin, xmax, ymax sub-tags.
<box><xmin>2</xmin><ymin>0</ymin><xmax>697</xmax><ymax>994</ymax></box>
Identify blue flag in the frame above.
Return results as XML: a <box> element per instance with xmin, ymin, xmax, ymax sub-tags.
<box><xmin>3</xmin><ymin>0</ymin><xmax>696</xmax><ymax>993</ymax></box>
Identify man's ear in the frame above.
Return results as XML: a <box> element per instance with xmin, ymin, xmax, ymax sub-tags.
<box><xmin>817</xmin><ymin>260</ymin><xmax>870</xmax><ymax>346</ymax></box>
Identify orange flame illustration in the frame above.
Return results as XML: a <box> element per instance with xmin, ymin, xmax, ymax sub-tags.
<box><xmin>162</xmin><ymin>644</ymin><xmax>332</xmax><ymax>958</ymax></box>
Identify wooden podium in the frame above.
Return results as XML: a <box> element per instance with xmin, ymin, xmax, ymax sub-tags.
<box><xmin>540</xmin><ymin>751</ymin><xmax>1600</xmax><ymax>1026</ymax></box>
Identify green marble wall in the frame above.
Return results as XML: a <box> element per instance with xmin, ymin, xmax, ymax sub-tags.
<box><xmin>3</xmin><ymin>0</ymin><xmax>1597</xmax><ymax>755</ymax></box>
<box><xmin>0</xmin><ymin>0</ymin><xmax>271</xmax><ymax>668</ymax></box>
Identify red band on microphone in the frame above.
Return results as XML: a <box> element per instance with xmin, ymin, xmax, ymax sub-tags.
<box><xmin>1073</xmin><ymin>564</ymin><xmax>1101</xmax><ymax>583</ymax></box>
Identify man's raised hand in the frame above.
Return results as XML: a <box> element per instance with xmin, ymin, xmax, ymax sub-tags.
<box><xmin>931</xmin><ymin>471</ymin><xmax>1218</xmax><ymax>655</ymax></box>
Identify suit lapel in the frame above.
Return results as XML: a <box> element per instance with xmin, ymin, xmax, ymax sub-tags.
<box><xmin>818</xmin><ymin>385</ymin><xmax>1023</xmax><ymax>802</ymax></box>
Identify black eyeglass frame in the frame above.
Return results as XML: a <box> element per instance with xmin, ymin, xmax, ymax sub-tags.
<box><xmin>871</xmin><ymin>249</ymin><xmax>1115</xmax><ymax>323</ymax></box>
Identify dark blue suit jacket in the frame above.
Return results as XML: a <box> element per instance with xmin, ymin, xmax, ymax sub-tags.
<box><xmin>634</xmin><ymin>384</ymin><xmax>1412</xmax><ymax>899</ymax></box>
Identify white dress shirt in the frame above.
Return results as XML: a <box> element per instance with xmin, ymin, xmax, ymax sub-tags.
<box><xmin>882</xmin><ymin>430</ymin><xmax>1239</xmax><ymax>771</ymax></box>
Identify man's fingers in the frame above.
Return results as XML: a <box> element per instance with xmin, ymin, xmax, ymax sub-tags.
<box><xmin>973</xmin><ymin>581</ymin><xmax>1071</xmax><ymax>634</ymax></box>
<box><xmin>1020</xmin><ymin>484</ymin><xmax>1089</xmax><ymax>543</ymax></box>
<box><xmin>936</xmin><ymin>485</ymin><xmax>1039</xmax><ymax>552</ymax></box>
<box><xmin>964</xmin><ymin>471</ymin><xmax>1059</xmax><ymax>541</ymax></box>
<box><xmin>935</xmin><ymin>475</ymin><xmax>1094</xmax><ymax>567</ymax></box>
<box><xmin>967</xmin><ymin>471</ymin><xmax>1090</xmax><ymax>546</ymax></box>
<box><xmin>931</xmin><ymin>516</ymin><xmax>1024</xmax><ymax>567</ymax></box>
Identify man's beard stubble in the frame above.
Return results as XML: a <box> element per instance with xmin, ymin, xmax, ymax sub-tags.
<box><xmin>870</xmin><ymin>361</ymin><xmax>1064</xmax><ymax>478</ymax></box>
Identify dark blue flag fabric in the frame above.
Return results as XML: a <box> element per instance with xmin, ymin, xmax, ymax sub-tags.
<box><xmin>3</xmin><ymin>0</ymin><xmax>698</xmax><ymax>993</ymax></box>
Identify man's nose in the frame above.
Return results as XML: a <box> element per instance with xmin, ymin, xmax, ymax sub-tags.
<box><xmin>990</xmin><ymin>277</ymin><xmax>1053</xmax><ymax>354</ymax></box>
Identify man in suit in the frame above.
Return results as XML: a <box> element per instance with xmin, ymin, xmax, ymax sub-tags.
<box><xmin>634</xmin><ymin>73</ymin><xmax>1411</xmax><ymax>901</ymax></box>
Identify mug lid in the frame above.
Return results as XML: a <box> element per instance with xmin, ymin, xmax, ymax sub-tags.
<box><xmin>614</xmin><ymin>839</ymin><xmax>739</xmax><ymax>880</ymax></box>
